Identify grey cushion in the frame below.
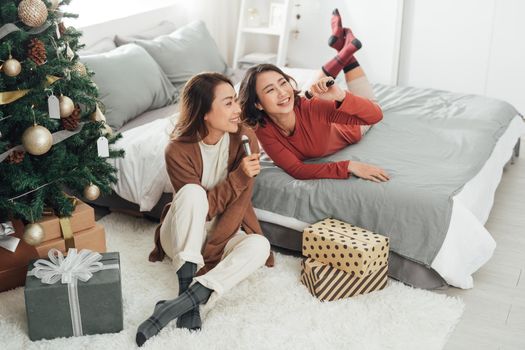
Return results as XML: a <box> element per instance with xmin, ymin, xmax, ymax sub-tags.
<box><xmin>114</xmin><ymin>21</ymin><xmax>177</xmax><ymax>46</ymax></box>
<box><xmin>79</xmin><ymin>37</ymin><xmax>117</xmax><ymax>55</ymax></box>
<box><xmin>128</xmin><ymin>20</ymin><xmax>227</xmax><ymax>84</ymax></box>
<box><xmin>80</xmin><ymin>44</ymin><xmax>177</xmax><ymax>130</ymax></box>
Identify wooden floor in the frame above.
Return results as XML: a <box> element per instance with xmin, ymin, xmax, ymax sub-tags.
<box><xmin>440</xmin><ymin>138</ymin><xmax>525</xmax><ymax>350</ymax></box>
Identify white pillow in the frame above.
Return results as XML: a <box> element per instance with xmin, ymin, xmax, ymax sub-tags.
<box><xmin>78</xmin><ymin>37</ymin><xmax>117</xmax><ymax>55</ymax></box>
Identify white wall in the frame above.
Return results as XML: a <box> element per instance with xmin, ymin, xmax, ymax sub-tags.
<box><xmin>72</xmin><ymin>0</ymin><xmax>402</xmax><ymax>85</ymax></box>
<box><xmin>286</xmin><ymin>0</ymin><xmax>403</xmax><ymax>85</ymax></box>
<box><xmin>485</xmin><ymin>0</ymin><xmax>525</xmax><ymax>113</ymax></box>
<box><xmin>398</xmin><ymin>0</ymin><xmax>525</xmax><ymax>113</ymax></box>
<box><xmin>69</xmin><ymin>0</ymin><xmax>524</xmax><ymax>113</ymax></box>
<box><xmin>64</xmin><ymin>0</ymin><xmax>178</xmax><ymax>28</ymax></box>
<box><xmin>69</xmin><ymin>0</ymin><xmax>240</xmax><ymax>65</ymax></box>
<box><xmin>286</xmin><ymin>0</ymin><xmax>523</xmax><ymax>112</ymax></box>
<box><xmin>398</xmin><ymin>0</ymin><xmax>494</xmax><ymax>95</ymax></box>
<box><xmin>73</xmin><ymin>6</ymin><xmax>183</xmax><ymax>47</ymax></box>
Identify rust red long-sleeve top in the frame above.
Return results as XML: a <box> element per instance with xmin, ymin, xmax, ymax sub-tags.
<box><xmin>255</xmin><ymin>91</ymin><xmax>383</xmax><ymax>180</ymax></box>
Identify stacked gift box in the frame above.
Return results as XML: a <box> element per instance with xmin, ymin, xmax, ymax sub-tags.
<box><xmin>0</xmin><ymin>200</ymin><xmax>106</xmax><ymax>292</ymax></box>
<box><xmin>300</xmin><ymin>218</ymin><xmax>390</xmax><ymax>301</ymax></box>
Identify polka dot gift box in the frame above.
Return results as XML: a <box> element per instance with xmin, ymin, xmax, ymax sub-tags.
<box><xmin>302</xmin><ymin>218</ymin><xmax>389</xmax><ymax>277</ymax></box>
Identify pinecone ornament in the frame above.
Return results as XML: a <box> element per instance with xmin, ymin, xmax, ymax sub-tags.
<box><xmin>7</xmin><ymin>150</ymin><xmax>25</xmax><ymax>164</ymax></box>
<box><xmin>27</xmin><ymin>38</ymin><xmax>47</xmax><ymax>65</ymax></box>
<box><xmin>58</xmin><ymin>22</ymin><xmax>66</xmax><ymax>36</ymax></box>
<box><xmin>61</xmin><ymin>105</ymin><xmax>81</xmax><ymax>130</ymax></box>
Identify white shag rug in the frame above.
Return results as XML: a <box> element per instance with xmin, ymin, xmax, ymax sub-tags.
<box><xmin>0</xmin><ymin>213</ymin><xmax>464</xmax><ymax>350</ymax></box>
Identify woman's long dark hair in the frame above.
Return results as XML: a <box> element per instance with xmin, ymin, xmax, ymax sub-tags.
<box><xmin>239</xmin><ymin>64</ymin><xmax>301</xmax><ymax>128</ymax></box>
<box><xmin>173</xmin><ymin>72</ymin><xmax>234</xmax><ymax>142</ymax></box>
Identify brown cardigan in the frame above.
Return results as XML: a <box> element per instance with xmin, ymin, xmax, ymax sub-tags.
<box><xmin>149</xmin><ymin>125</ymin><xmax>274</xmax><ymax>274</ymax></box>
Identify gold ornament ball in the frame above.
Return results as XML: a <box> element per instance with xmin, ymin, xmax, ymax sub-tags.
<box><xmin>18</xmin><ymin>0</ymin><xmax>48</xmax><ymax>28</ymax></box>
<box><xmin>22</xmin><ymin>124</ymin><xmax>53</xmax><ymax>155</ymax></box>
<box><xmin>84</xmin><ymin>184</ymin><xmax>100</xmax><ymax>201</ymax></box>
<box><xmin>49</xmin><ymin>0</ymin><xmax>60</xmax><ymax>10</ymax></box>
<box><xmin>23</xmin><ymin>223</ymin><xmax>45</xmax><ymax>246</ymax></box>
<box><xmin>59</xmin><ymin>95</ymin><xmax>75</xmax><ymax>118</ymax></box>
<box><xmin>3</xmin><ymin>57</ymin><xmax>22</xmax><ymax>77</ymax></box>
<box><xmin>72</xmin><ymin>61</ymin><xmax>87</xmax><ymax>76</ymax></box>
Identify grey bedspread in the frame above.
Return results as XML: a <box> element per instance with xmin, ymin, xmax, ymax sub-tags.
<box><xmin>252</xmin><ymin>84</ymin><xmax>518</xmax><ymax>266</ymax></box>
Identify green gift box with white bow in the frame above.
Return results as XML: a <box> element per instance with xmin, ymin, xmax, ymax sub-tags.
<box><xmin>24</xmin><ymin>249</ymin><xmax>123</xmax><ymax>341</ymax></box>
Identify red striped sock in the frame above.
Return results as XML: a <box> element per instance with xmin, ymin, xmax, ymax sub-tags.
<box><xmin>323</xmin><ymin>28</ymin><xmax>361</xmax><ymax>78</ymax></box>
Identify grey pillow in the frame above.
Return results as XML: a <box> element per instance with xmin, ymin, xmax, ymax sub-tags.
<box><xmin>80</xmin><ymin>44</ymin><xmax>177</xmax><ymax>130</ymax></box>
<box><xmin>114</xmin><ymin>21</ymin><xmax>177</xmax><ymax>46</ymax></box>
<box><xmin>129</xmin><ymin>20</ymin><xmax>227</xmax><ymax>84</ymax></box>
<box><xmin>79</xmin><ymin>37</ymin><xmax>117</xmax><ymax>55</ymax></box>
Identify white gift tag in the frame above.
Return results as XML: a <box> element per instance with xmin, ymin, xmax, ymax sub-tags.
<box><xmin>97</xmin><ymin>136</ymin><xmax>109</xmax><ymax>157</ymax></box>
<box><xmin>48</xmin><ymin>95</ymin><xmax>60</xmax><ymax>119</ymax></box>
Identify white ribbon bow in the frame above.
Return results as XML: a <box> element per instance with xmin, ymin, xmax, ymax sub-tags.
<box><xmin>28</xmin><ymin>248</ymin><xmax>119</xmax><ymax>337</ymax></box>
<box><xmin>31</xmin><ymin>248</ymin><xmax>104</xmax><ymax>284</ymax></box>
<box><xmin>0</xmin><ymin>221</ymin><xmax>20</xmax><ymax>252</ymax></box>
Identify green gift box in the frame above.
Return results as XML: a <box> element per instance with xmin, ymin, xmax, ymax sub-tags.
<box><xmin>24</xmin><ymin>249</ymin><xmax>123</xmax><ymax>341</ymax></box>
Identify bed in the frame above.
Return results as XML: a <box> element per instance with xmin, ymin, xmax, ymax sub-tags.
<box><xmin>79</xmin><ymin>20</ymin><xmax>524</xmax><ymax>290</ymax></box>
<box><xmin>91</xmin><ymin>67</ymin><xmax>524</xmax><ymax>290</ymax></box>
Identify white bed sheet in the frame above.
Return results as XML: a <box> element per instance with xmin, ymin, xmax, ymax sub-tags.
<box><xmin>109</xmin><ymin>115</ymin><xmax>176</xmax><ymax>210</ymax></box>
<box><xmin>255</xmin><ymin>116</ymin><xmax>525</xmax><ymax>289</ymax></box>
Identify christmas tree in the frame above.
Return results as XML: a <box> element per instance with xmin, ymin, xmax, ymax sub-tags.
<box><xmin>0</xmin><ymin>0</ymin><xmax>123</xmax><ymax>235</ymax></box>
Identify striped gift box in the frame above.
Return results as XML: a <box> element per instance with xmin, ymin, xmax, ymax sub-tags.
<box><xmin>301</xmin><ymin>258</ymin><xmax>388</xmax><ymax>301</ymax></box>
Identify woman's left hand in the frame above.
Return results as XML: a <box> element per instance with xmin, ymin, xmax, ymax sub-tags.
<box><xmin>309</xmin><ymin>77</ymin><xmax>346</xmax><ymax>102</ymax></box>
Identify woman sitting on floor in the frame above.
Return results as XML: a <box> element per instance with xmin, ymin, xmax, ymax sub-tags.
<box><xmin>137</xmin><ymin>72</ymin><xmax>274</xmax><ymax>346</ymax></box>
<box><xmin>238</xmin><ymin>9</ymin><xmax>389</xmax><ymax>182</ymax></box>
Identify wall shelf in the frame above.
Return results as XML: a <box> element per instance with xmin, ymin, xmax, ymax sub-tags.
<box><xmin>233</xmin><ymin>0</ymin><xmax>292</xmax><ymax>69</ymax></box>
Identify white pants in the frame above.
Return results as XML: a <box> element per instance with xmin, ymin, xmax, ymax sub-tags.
<box><xmin>160</xmin><ymin>184</ymin><xmax>271</xmax><ymax>295</ymax></box>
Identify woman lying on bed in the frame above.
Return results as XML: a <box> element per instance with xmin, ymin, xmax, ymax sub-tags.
<box><xmin>137</xmin><ymin>73</ymin><xmax>274</xmax><ymax>346</ymax></box>
<box><xmin>239</xmin><ymin>9</ymin><xmax>389</xmax><ymax>182</ymax></box>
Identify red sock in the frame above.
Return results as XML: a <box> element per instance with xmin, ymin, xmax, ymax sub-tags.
<box><xmin>323</xmin><ymin>28</ymin><xmax>361</xmax><ymax>78</ymax></box>
<box><xmin>328</xmin><ymin>9</ymin><xmax>345</xmax><ymax>51</ymax></box>
<box><xmin>341</xmin><ymin>28</ymin><xmax>360</xmax><ymax>72</ymax></box>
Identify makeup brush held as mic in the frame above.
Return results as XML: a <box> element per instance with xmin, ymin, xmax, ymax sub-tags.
<box><xmin>304</xmin><ymin>79</ymin><xmax>335</xmax><ymax>99</ymax></box>
<box><xmin>241</xmin><ymin>135</ymin><xmax>257</xmax><ymax>177</ymax></box>
<box><xmin>241</xmin><ymin>135</ymin><xmax>252</xmax><ymax>156</ymax></box>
